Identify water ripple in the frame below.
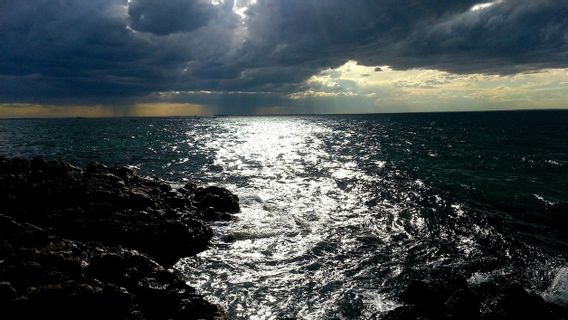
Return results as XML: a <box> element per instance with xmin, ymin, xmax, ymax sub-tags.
<box><xmin>1</xmin><ymin>113</ymin><xmax>567</xmax><ymax>319</ymax></box>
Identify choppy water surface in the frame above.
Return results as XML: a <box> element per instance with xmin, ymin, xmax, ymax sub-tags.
<box><xmin>1</xmin><ymin>111</ymin><xmax>567</xmax><ymax>319</ymax></box>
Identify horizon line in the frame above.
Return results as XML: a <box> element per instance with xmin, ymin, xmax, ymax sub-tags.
<box><xmin>0</xmin><ymin>107</ymin><xmax>567</xmax><ymax>120</ymax></box>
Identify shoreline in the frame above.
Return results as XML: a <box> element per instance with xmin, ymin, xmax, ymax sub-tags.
<box><xmin>0</xmin><ymin>156</ymin><xmax>239</xmax><ymax>319</ymax></box>
<box><xmin>1</xmin><ymin>156</ymin><xmax>567</xmax><ymax>319</ymax></box>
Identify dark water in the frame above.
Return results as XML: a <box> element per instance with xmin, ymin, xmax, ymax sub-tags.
<box><xmin>1</xmin><ymin>111</ymin><xmax>568</xmax><ymax>319</ymax></box>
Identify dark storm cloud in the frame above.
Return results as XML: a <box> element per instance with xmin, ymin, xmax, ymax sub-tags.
<box><xmin>0</xmin><ymin>0</ymin><xmax>567</xmax><ymax>107</ymax></box>
<box><xmin>396</xmin><ymin>0</ymin><xmax>568</xmax><ymax>73</ymax></box>
<box><xmin>240</xmin><ymin>0</ymin><xmax>568</xmax><ymax>74</ymax></box>
<box><xmin>127</xmin><ymin>0</ymin><xmax>232</xmax><ymax>35</ymax></box>
<box><xmin>0</xmin><ymin>0</ymin><xmax>238</xmax><ymax>104</ymax></box>
<box><xmin>0</xmin><ymin>0</ymin><xmax>173</xmax><ymax>102</ymax></box>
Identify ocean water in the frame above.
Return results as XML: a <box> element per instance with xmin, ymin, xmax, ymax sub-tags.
<box><xmin>1</xmin><ymin>111</ymin><xmax>567</xmax><ymax>319</ymax></box>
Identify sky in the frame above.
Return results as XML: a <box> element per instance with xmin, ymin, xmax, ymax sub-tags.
<box><xmin>0</xmin><ymin>0</ymin><xmax>567</xmax><ymax>117</ymax></box>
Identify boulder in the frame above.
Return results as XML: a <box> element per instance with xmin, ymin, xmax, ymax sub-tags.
<box><xmin>402</xmin><ymin>280</ymin><xmax>445</xmax><ymax>307</ymax></box>
<box><xmin>445</xmin><ymin>289</ymin><xmax>480</xmax><ymax>320</ymax></box>
<box><xmin>382</xmin><ymin>305</ymin><xmax>421</xmax><ymax>320</ymax></box>
<box><xmin>201</xmin><ymin>207</ymin><xmax>233</xmax><ymax>222</ymax></box>
<box><xmin>194</xmin><ymin>186</ymin><xmax>240</xmax><ymax>214</ymax></box>
<box><xmin>0</xmin><ymin>282</ymin><xmax>18</xmax><ymax>301</ymax></box>
<box><xmin>385</xmin><ymin>277</ymin><xmax>568</xmax><ymax>320</ymax></box>
<box><xmin>485</xmin><ymin>284</ymin><xmax>552</xmax><ymax>320</ymax></box>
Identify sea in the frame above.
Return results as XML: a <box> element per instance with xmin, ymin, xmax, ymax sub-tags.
<box><xmin>1</xmin><ymin>110</ymin><xmax>567</xmax><ymax>319</ymax></box>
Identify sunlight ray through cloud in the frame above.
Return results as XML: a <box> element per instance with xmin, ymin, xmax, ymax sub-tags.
<box><xmin>1</xmin><ymin>0</ymin><xmax>567</xmax><ymax>115</ymax></box>
<box><xmin>470</xmin><ymin>1</ymin><xmax>501</xmax><ymax>12</ymax></box>
<box><xmin>289</xmin><ymin>61</ymin><xmax>568</xmax><ymax>113</ymax></box>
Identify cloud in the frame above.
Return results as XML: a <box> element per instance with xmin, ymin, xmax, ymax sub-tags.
<box><xmin>240</xmin><ymin>0</ymin><xmax>568</xmax><ymax>74</ymax></box>
<box><xmin>0</xmin><ymin>0</ymin><xmax>567</xmax><ymax>113</ymax></box>
<box><xmin>399</xmin><ymin>0</ymin><xmax>568</xmax><ymax>73</ymax></box>
<box><xmin>127</xmin><ymin>0</ymin><xmax>233</xmax><ymax>35</ymax></box>
<box><xmin>293</xmin><ymin>60</ymin><xmax>568</xmax><ymax>112</ymax></box>
<box><xmin>0</xmin><ymin>0</ymin><xmax>240</xmax><ymax>103</ymax></box>
<box><xmin>0</xmin><ymin>0</ymin><xmax>166</xmax><ymax>101</ymax></box>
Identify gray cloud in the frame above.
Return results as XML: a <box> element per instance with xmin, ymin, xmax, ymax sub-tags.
<box><xmin>0</xmin><ymin>0</ymin><xmax>567</xmax><ymax>110</ymax></box>
<box><xmin>240</xmin><ymin>0</ymin><xmax>568</xmax><ymax>74</ymax></box>
<box><xmin>0</xmin><ymin>0</ymin><xmax>171</xmax><ymax>102</ymax></box>
<box><xmin>398</xmin><ymin>0</ymin><xmax>568</xmax><ymax>73</ymax></box>
<box><xmin>128</xmin><ymin>0</ymin><xmax>233</xmax><ymax>35</ymax></box>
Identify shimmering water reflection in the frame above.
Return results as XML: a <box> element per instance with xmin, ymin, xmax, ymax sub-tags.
<box><xmin>1</xmin><ymin>113</ymin><xmax>567</xmax><ymax>319</ymax></box>
<box><xmin>177</xmin><ymin>118</ymin><xmax>398</xmax><ymax>319</ymax></box>
<box><xmin>173</xmin><ymin>115</ymin><xmax>567</xmax><ymax>319</ymax></box>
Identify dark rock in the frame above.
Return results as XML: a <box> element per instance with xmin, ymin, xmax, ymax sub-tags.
<box><xmin>179</xmin><ymin>182</ymin><xmax>198</xmax><ymax>195</ymax></box>
<box><xmin>402</xmin><ymin>280</ymin><xmax>445</xmax><ymax>307</ymax></box>
<box><xmin>547</xmin><ymin>302</ymin><xmax>568</xmax><ymax>320</ymax></box>
<box><xmin>127</xmin><ymin>189</ymin><xmax>154</xmax><ymax>209</ymax></box>
<box><xmin>85</xmin><ymin>162</ymin><xmax>108</xmax><ymax>175</ymax></box>
<box><xmin>195</xmin><ymin>186</ymin><xmax>240</xmax><ymax>214</ymax></box>
<box><xmin>88</xmin><ymin>253</ymin><xmax>126</xmax><ymax>282</ymax></box>
<box><xmin>0</xmin><ymin>157</ymin><xmax>220</xmax><ymax>265</ymax></box>
<box><xmin>40</xmin><ymin>253</ymin><xmax>84</xmax><ymax>279</ymax></box>
<box><xmin>109</xmin><ymin>166</ymin><xmax>135</xmax><ymax>181</ymax></box>
<box><xmin>445</xmin><ymin>289</ymin><xmax>480</xmax><ymax>320</ymax></box>
<box><xmin>166</xmin><ymin>192</ymin><xmax>192</xmax><ymax>209</ymax></box>
<box><xmin>42</xmin><ymin>159</ymin><xmax>82</xmax><ymax>179</ymax></box>
<box><xmin>400</xmin><ymin>275</ymin><xmax>470</xmax><ymax>317</ymax></box>
<box><xmin>16</xmin><ymin>282</ymin><xmax>138</xmax><ymax>320</ymax></box>
<box><xmin>0</xmin><ymin>282</ymin><xmax>18</xmax><ymax>301</ymax></box>
<box><xmin>399</xmin><ymin>280</ymin><xmax>447</xmax><ymax>319</ymax></box>
<box><xmin>1</xmin><ymin>230</ymin><xmax>226</xmax><ymax>320</ymax></box>
<box><xmin>484</xmin><ymin>284</ymin><xmax>553</xmax><ymax>320</ymax></box>
<box><xmin>0</xmin><ymin>214</ymin><xmax>48</xmax><ymax>246</ymax></box>
<box><xmin>0</xmin><ymin>156</ymin><xmax>230</xmax><ymax>319</ymax></box>
<box><xmin>388</xmin><ymin>276</ymin><xmax>568</xmax><ymax>320</ymax></box>
<box><xmin>382</xmin><ymin>305</ymin><xmax>422</xmax><ymax>320</ymax></box>
<box><xmin>201</xmin><ymin>207</ymin><xmax>233</xmax><ymax>221</ymax></box>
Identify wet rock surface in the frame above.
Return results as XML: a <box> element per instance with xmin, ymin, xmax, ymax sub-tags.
<box><xmin>180</xmin><ymin>183</ymin><xmax>240</xmax><ymax>221</ymax></box>
<box><xmin>384</xmin><ymin>276</ymin><xmax>568</xmax><ymax>320</ymax></box>
<box><xmin>0</xmin><ymin>156</ymin><xmax>240</xmax><ymax>320</ymax></box>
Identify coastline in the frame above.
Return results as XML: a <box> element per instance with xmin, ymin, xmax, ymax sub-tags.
<box><xmin>1</xmin><ymin>156</ymin><xmax>567</xmax><ymax>320</ymax></box>
<box><xmin>0</xmin><ymin>156</ymin><xmax>238</xmax><ymax>319</ymax></box>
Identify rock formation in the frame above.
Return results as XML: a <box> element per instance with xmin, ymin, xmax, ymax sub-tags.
<box><xmin>0</xmin><ymin>156</ymin><xmax>240</xmax><ymax>320</ymax></box>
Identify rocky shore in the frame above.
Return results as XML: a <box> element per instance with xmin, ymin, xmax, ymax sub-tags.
<box><xmin>0</xmin><ymin>156</ymin><xmax>239</xmax><ymax>319</ymax></box>
<box><xmin>1</xmin><ymin>156</ymin><xmax>567</xmax><ymax>320</ymax></box>
<box><xmin>383</xmin><ymin>275</ymin><xmax>568</xmax><ymax>320</ymax></box>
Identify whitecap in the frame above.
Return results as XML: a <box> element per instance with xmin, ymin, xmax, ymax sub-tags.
<box><xmin>543</xmin><ymin>267</ymin><xmax>568</xmax><ymax>306</ymax></box>
<box><xmin>534</xmin><ymin>194</ymin><xmax>558</xmax><ymax>206</ymax></box>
